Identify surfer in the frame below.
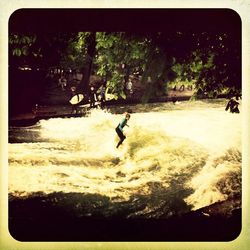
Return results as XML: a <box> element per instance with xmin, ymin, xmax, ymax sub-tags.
<box><xmin>115</xmin><ymin>112</ymin><xmax>131</xmax><ymax>148</ymax></box>
<box><xmin>225</xmin><ymin>97</ymin><xmax>240</xmax><ymax>113</ymax></box>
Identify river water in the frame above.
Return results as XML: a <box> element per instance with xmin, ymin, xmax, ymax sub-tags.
<box><xmin>8</xmin><ymin>99</ymin><xmax>241</xmax><ymax>219</ymax></box>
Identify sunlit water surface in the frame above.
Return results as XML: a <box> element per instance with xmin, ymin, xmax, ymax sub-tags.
<box><xmin>9</xmin><ymin>100</ymin><xmax>241</xmax><ymax>217</ymax></box>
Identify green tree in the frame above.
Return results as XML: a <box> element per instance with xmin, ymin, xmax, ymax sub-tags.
<box><xmin>95</xmin><ymin>32</ymin><xmax>151</xmax><ymax>99</ymax></box>
<box><xmin>168</xmin><ymin>31</ymin><xmax>241</xmax><ymax>98</ymax></box>
<box><xmin>9</xmin><ymin>32</ymin><xmax>78</xmax><ymax>69</ymax></box>
<box><xmin>9</xmin><ymin>30</ymin><xmax>241</xmax><ymax>102</ymax></box>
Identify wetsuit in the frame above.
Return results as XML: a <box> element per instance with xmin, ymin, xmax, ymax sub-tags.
<box><xmin>225</xmin><ymin>98</ymin><xmax>240</xmax><ymax>113</ymax></box>
<box><xmin>115</xmin><ymin>118</ymin><xmax>128</xmax><ymax>148</ymax></box>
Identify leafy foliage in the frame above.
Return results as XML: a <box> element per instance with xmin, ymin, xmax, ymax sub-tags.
<box><xmin>95</xmin><ymin>32</ymin><xmax>151</xmax><ymax>99</ymax></box>
<box><xmin>59</xmin><ymin>32</ymin><xmax>89</xmax><ymax>70</ymax></box>
<box><xmin>9</xmin><ymin>30</ymin><xmax>241</xmax><ymax>101</ymax></box>
<box><xmin>169</xmin><ymin>31</ymin><xmax>241</xmax><ymax>98</ymax></box>
<box><xmin>9</xmin><ymin>34</ymin><xmax>37</xmax><ymax>56</ymax></box>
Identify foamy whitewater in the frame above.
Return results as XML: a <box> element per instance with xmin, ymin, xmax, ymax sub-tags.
<box><xmin>9</xmin><ymin>100</ymin><xmax>241</xmax><ymax>216</ymax></box>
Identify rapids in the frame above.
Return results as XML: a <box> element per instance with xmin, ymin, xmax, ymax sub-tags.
<box><xmin>8</xmin><ymin>100</ymin><xmax>241</xmax><ymax>217</ymax></box>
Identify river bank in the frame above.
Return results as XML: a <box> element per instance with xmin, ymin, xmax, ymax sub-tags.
<box><xmin>9</xmin><ymin>97</ymin><xmax>231</xmax><ymax>127</ymax></box>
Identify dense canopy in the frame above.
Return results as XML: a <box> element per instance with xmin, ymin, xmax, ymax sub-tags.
<box><xmin>9</xmin><ymin>9</ymin><xmax>241</xmax><ymax>107</ymax></box>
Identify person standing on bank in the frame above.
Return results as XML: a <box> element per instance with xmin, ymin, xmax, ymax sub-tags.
<box><xmin>115</xmin><ymin>112</ymin><xmax>131</xmax><ymax>148</ymax></box>
<box><xmin>89</xmin><ymin>86</ymin><xmax>97</xmax><ymax>108</ymax></box>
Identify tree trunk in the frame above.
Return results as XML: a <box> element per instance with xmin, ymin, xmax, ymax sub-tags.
<box><xmin>79</xmin><ymin>32</ymin><xmax>96</xmax><ymax>96</ymax></box>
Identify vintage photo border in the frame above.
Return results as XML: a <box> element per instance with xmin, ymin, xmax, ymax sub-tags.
<box><xmin>1</xmin><ymin>0</ymin><xmax>250</xmax><ymax>249</ymax></box>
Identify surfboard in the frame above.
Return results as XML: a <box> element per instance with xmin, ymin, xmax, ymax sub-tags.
<box><xmin>69</xmin><ymin>94</ymin><xmax>84</xmax><ymax>105</ymax></box>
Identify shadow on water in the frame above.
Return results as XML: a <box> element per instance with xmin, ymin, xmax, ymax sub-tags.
<box><xmin>8</xmin><ymin>149</ymin><xmax>241</xmax><ymax>241</ymax></box>
<box><xmin>9</xmin><ymin>125</ymin><xmax>43</xmax><ymax>143</ymax></box>
<box><xmin>9</xmin><ymin>168</ymin><xmax>195</xmax><ymax>241</ymax></box>
<box><xmin>9</xmin><ymin>151</ymin><xmax>241</xmax><ymax>242</ymax></box>
<box><xmin>9</xmin><ymin>187</ymin><xmax>241</xmax><ymax>241</ymax></box>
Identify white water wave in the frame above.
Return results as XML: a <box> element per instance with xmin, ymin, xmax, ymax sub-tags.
<box><xmin>9</xmin><ymin>103</ymin><xmax>241</xmax><ymax>210</ymax></box>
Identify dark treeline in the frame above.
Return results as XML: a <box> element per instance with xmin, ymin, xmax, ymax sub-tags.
<box><xmin>9</xmin><ymin>9</ymin><xmax>241</xmax><ymax>114</ymax></box>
